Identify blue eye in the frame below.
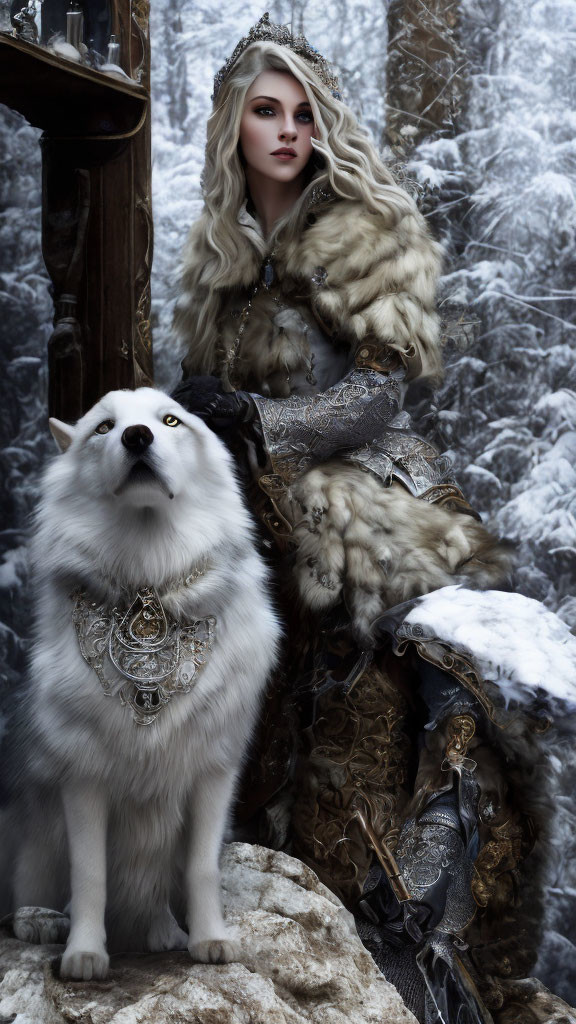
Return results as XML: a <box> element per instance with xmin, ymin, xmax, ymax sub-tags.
<box><xmin>253</xmin><ymin>106</ymin><xmax>313</xmax><ymax>124</ymax></box>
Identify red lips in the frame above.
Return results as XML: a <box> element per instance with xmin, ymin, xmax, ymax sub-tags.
<box><xmin>271</xmin><ymin>147</ymin><xmax>297</xmax><ymax>156</ymax></box>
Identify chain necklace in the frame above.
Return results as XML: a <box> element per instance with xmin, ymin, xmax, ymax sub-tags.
<box><xmin>222</xmin><ymin>249</ymin><xmax>318</xmax><ymax>391</ymax></box>
<box><xmin>92</xmin><ymin>560</ymin><xmax>209</xmax><ymax>598</ymax></box>
<box><xmin>72</xmin><ymin>562</ymin><xmax>216</xmax><ymax>726</ymax></box>
<box><xmin>221</xmin><ymin>250</ymin><xmax>276</xmax><ymax>390</ymax></box>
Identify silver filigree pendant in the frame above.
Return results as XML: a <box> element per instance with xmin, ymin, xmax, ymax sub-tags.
<box><xmin>72</xmin><ymin>588</ymin><xmax>216</xmax><ymax>726</ymax></box>
<box><xmin>118</xmin><ymin>613</ymin><xmax>216</xmax><ymax>725</ymax></box>
<box><xmin>110</xmin><ymin>587</ymin><xmax>176</xmax><ymax>683</ymax></box>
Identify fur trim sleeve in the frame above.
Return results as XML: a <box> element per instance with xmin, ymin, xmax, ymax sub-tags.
<box><xmin>286</xmin><ymin>463</ymin><xmax>512</xmax><ymax>639</ymax></box>
<box><xmin>285</xmin><ymin>200</ymin><xmax>444</xmax><ymax>384</ymax></box>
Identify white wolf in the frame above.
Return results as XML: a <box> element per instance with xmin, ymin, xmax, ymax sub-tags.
<box><xmin>8</xmin><ymin>387</ymin><xmax>280</xmax><ymax>981</ymax></box>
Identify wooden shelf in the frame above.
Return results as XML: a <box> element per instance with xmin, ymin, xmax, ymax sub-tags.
<box><xmin>0</xmin><ymin>0</ymin><xmax>154</xmax><ymax>420</ymax></box>
<box><xmin>0</xmin><ymin>32</ymin><xmax>147</xmax><ymax>136</ymax></box>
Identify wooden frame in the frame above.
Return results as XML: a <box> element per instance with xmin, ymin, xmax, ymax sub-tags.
<box><xmin>0</xmin><ymin>0</ymin><xmax>153</xmax><ymax>421</ymax></box>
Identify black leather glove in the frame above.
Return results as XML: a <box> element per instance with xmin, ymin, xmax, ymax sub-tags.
<box><xmin>171</xmin><ymin>375</ymin><xmax>255</xmax><ymax>433</ymax></box>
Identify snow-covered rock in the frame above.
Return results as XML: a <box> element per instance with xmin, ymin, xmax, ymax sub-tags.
<box><xmin>0</xmin><ymin>843</ymin><xmax>417</xmax><ymax>1024</ymax></box>
<box><xmin>403</xmin><ymin>585</ymin><xmax>576</xmax><ymax>707</ymax></box>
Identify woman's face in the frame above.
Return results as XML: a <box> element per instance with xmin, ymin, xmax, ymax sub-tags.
<box><xmin>239</xmin><ymin>70</ymin><xmax>316</xmax><ymax>185</ymax></box>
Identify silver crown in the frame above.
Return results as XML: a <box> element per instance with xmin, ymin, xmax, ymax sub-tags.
<box><xmin>212</xmin><ymin>12</ymin><xmax>341</xmax><ymax>101</ymax></box>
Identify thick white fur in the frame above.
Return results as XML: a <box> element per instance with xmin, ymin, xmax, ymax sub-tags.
<box><xmin>288</xmin><ymin>462</ymin><xmax>512</xmax><ymax>639</ymax></box>
<box><xmin>9</xmin><ymin>388</ymin><xmax>280</xmax><ymax>979</ymax></box>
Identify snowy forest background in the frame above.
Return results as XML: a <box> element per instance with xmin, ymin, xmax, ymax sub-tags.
<box><xmin>1</xmin><ymin>0</ymin><xmax>575</xmax><ymax>1002</ymax></box>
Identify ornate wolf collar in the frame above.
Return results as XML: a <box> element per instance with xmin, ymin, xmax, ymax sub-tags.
<box><xmin>72</xmin><ymin>566</ymin><xmax>216</xmax><ymax>726</ymax></box>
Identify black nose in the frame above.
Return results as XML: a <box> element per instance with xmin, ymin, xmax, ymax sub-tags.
<box><xmin>121</xmin><ymin>424</ymin><xmax>154</xmax><ymax>453</ymax></box>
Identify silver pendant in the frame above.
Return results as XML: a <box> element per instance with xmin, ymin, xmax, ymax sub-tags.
<box><xmin>72</xmin><ymin>588</ymin><xmax>216</xmax><ymax>726</ymax></box>
<box><xmin>110</xmin><ymin>587</ymin><xmax>176</xmax><ymax>683</ymax></box>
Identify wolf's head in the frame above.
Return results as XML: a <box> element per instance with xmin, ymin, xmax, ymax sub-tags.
<box><xmin>48</xmin><ymin>387</ymin><xmax>233</xmax><ymax>510</ymax></box>
<box><xmin>33</xmin><ymin>387</ymin><xmax>254</xmax><ymax>592</ymax></box>
<box><xmin>48</xmin><ymin>387</ymin><xmax>239</xmax><ymax>510</ymax></box>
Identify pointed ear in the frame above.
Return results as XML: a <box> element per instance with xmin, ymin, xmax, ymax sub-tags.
<box><xmin>49</xmin><ymin>417</ymin><xmax>75</xmax><ymax>453</ymax></box>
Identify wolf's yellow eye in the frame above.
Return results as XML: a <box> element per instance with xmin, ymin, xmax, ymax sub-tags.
<box><xmin>95</xmin><ymin>419</ymin><xmax>114</xmax><ymax>434</ymax></box>
<box><xmin>163</xmin><ymin>414</ymin><xmax>181</xmax><ymax>427</ymax></box>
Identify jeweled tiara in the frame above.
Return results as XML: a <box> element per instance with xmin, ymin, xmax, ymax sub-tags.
<box><xmin>212</xmin><ymin>12</ymin><xmax>341</xmax><ymax>101</ymax></box>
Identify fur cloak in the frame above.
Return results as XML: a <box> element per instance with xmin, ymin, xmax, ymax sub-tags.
<box><xmin>176</xmin><ymin>191</ymin><xmax>444</xmax><ymax>386</ymax></box>
<box><xmin>174</xmin><ymin>192</ymin><xmax>510</xmax><ymax>636</ymax></box>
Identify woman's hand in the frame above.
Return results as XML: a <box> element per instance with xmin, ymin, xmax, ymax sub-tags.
<box><xmin>171</xmin><ymin>376</ymin><xmax>255</xmax><ymax>433</ymax></box>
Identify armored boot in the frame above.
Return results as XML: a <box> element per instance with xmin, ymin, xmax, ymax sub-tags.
<box><xmin>356</xmin><ymin>659</ymin><xmax>539</xmax><ymax>1024</ymax></box>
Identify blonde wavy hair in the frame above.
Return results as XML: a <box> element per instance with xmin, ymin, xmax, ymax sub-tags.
<box><xmin>176</xmin><ymin>40</ymin><xmax>415</xmax><ymax>370</ymax></box>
